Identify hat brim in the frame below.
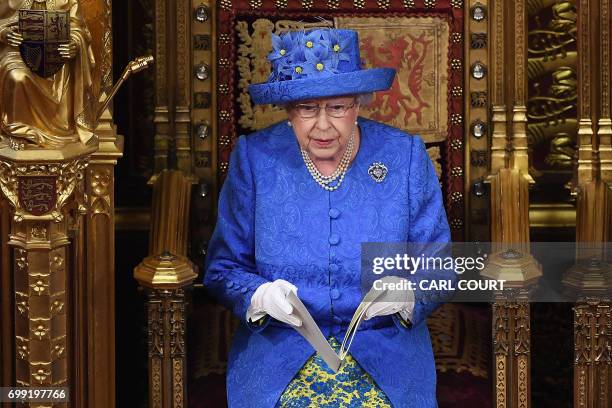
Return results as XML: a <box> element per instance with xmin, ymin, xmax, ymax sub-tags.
<box><xmin>248</xmin><ymin>68</ymin><xmax>396</xmax><ymax>105</ymax></box>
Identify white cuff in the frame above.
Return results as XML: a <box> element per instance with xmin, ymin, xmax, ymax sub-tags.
<box><xmin>399</xmin><ymin>288</ymin><xmax>416</xmax><ymax>323</ymax></box>
<box><xmin>246</xmin><ymin>307</ymin><xmax>267</xmax><ymax>323</ymax></box>
<box><xmin>398</xmin><ymin>307</ymin><xmax>413</xmax><ymax>324</ymax></box>
<box><xmin>245</xmin><ymin>282</ymin><xmax>272</xmax><ymax>322</ymax></box>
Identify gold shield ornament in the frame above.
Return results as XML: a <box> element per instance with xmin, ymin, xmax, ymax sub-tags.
<box><xmin>17</xmin><ymin>176</ymin><xmax>57</xmax><ymax>216</ymax></box>
<box><xmin>18</xmin><ymin>9</ymin><xmax>70</xmax><ymax>78</ymax></box>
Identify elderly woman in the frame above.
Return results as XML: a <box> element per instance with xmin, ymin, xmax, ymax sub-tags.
<box><xmin>205</xmin><ymin>28</ymin><xmax>452</xmax><ymax>408</ymax></box>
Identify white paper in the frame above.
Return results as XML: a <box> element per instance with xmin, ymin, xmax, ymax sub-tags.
<box><xmin>286</xmin><ymin>289</ymin><xmax>384</xmax><ymax>372</ymax></box>
<box><xmin>286</xmin><ymin>291</ymin><xmax>341</xmax><ymax>371</ymax></box>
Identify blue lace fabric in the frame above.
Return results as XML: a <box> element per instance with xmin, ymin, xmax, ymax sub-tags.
<box><xmin>274</xmin><ymin>337</ymin><xmax>393</xmax><ymax>408</ymax></box>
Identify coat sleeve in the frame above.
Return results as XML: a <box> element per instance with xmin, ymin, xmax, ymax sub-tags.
<box><xmin>392</xmin><ymin>135</ymin><xmax>455</xmax><ymax>330</ymax></box>
<box><xmin>204</xmin><ymin>135</ymin><xmax>271</xmax><ymax>331</ymax></box>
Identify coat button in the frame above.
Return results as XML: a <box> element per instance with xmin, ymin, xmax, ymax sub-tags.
<box><xmin>240</xmin><ymin>287</ymin><xmax>248</xmax><ymax>293</ymax></box>
<box><xmin>225</xmin><ymin>281</ymin><xmax>234</xmax><ymax>288</ymax></box>
<box><xmin>329</xmin><ymin>208</ymin><xmax>340</xmax><ymax>219</ymax></box>
<box><xmin>330</xmin><ymin>289</ymin><xmax>340</xmax><ymax>299</ymax></box>
<box><xmin>329</xmin><ymin>234</ymin><xmax>340</xmax><ymax>245</ymax></box>
<box><xmin>330</xmin><ymin>263</ymin><xmax>339</xmax><ymax>272</ymax></box>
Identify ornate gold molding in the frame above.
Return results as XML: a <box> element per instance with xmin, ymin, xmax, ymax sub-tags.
<box><xmin>493</xmin><ymin>302</ymin><xmax>509</xmax><ymax>408</ymax></box>
<box><xmin>492</xmin><ymin>292</ymin><xmax>534</xmax><ymax>408</ymax></box>
<box><xmin>576</xmin><ymin>0</ymin><xmax>598</xmax><ymax>185</ymax></box>
<box><xmin>0</xmin><ymin>150</ymin><xmax>92</xmax><ymax>225</ymax></box>
<box><xmin>146</xmin><ymin>288</ymin><xmax>189</xmax><ymax>408</ymax></box>
<box><xmin>599</xmin><ymin>0</ymin><xmax>612</xmax><ymax>184</ymax></box>
<box><xmin>0</xmin><ymin>142</ymin><xmax>95</xmax><ymax>406</ymax></box>
<box><xmin>153</xmin><ymin>0</ymin><xmax>193</xmax><ymax>176</ymax></box>
<box><xmin>135</xmin><ymin>169</ymin><xmax>196</xmax><ymax>407</ymax></box>
<box><xmin>515</xmin><ymin>0</ymin><xmax>526</xmax><ymax>105</ymax></box>
<box><xmin>79</xmin><ymin>94</ymin><xmax>124</xmax><ymax>408</ymax></box>
<box><xmin>0</xmin><ymin>3</ymin><xmax>137</xmax><ymax>406</ymax></box>
<box><xmin>485</xmin><ymin>3</ymin><xmax>541</xmax><ymax>406</ymax></box>
<box><xmin>510</xmin><ymin>0</ymin><xmax>533</xmax><ymax>181</ymax></box>
<box><xmin>566</xmin><ymin>2</ymin><xmax>612</xmax><ymax>404</ymax></box>
<box><xmin>154</xmin><ymin>0</ymin><xmax>170</xmax><ymax>172</ymax></box>
<box><xmin>573</xmin><ymin>301</ymin><xmax>611</xmax><ymax>408</ymax></box>
<box><xmin>0</xmin><ymin>198</ymin><xmax>11</xmax><ymax>388</ymax></box>
<box><xmin>492</xmin><ymin>0</ymin><xmax>504</xmax><ymax>104</ymax></box>
<box><xmin>175</xmin><ymin>0</ymin><xmax>192</xmax><ymax>174</ymax></box>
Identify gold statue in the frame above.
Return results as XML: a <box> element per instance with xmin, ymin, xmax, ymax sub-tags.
<box><xmin>0</xmin><ymin>0</ymin><xmax>96</xmax><ymax>149</ymax></box>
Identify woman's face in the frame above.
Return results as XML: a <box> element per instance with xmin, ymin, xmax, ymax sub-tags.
<box><xmin>287</xmin><ymin>96</ymin><xmax>359</xmax><ymax>162</ymax></box>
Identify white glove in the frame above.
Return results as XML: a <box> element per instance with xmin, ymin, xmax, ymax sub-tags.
<box><xmin>246</xmin><ymin>279</ymin><xmax>302</xmax><ymax>327</ymax></box>
<box><xmin>363</xmin><ymin>275</ymin><xmax>415</xmax><ymax>322</ymax></box>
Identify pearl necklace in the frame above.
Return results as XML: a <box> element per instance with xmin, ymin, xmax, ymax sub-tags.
<box><xmin>301</xmin><ymin>127</ymin><xmax>355</xmax><ymax>191</ymax></box>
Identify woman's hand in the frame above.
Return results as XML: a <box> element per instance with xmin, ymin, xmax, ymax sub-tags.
<box><xmin>58</xmin><ymin>40</ymin><xmax>78</xmax><ymax>60</ymax></box>
<box><xmin>2</xmin><ymin>26</ymin><xmax>23</xmax><ymax>47</ymax></box>
<box><xmin>363</xmin><ymin>275</ymin><xmax>414</xmax><ymax>320</ymax></box>
<box><xmin>247</xmin><ymin>279</ymin><xmax>302</xmax><ymax>327</ymax></box>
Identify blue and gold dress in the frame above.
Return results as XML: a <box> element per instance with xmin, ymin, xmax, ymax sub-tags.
<box><xmin>275</xmin><ymin>337</ymin><xmax>392</xmax><ymax>408</ymax></box>
<box><xmin>205</xmin><ymin>118</ymin><xmax>453</xmax><ymax>408</ymax></box>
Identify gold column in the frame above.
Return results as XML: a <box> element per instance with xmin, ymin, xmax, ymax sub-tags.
<box><xmin>573</xmin><ymin>300</ymin><xmax>611</xmax><ymax>408</ymax></box>
<box><xmin>600</xmin><ymin>0</ymin><xmax>612</xmax><ymax>187</ymax></box>
<box><xmin>575</xmin><ymin>0</ymin><xmax>599</xmax><ymax>187</ymax></box>
<box><xmin>0</xmin><ymin>143</ymin><xmax>95</xmax><ymax>407</ymax></box>
<box><xmin>490</xmin><ymin>0</ymin><xmax>507</xmax><ymax>174</ymax></box>
<box><xmin>174</xmin><ymin>0</ymin><xmax>192</xmax><ymax>174</ymax></box>
<box><xmin>146</xmin><ymin>1</ymin><xmax>197</xmax><ymax>405</ymax></box>
<box><xmin>493</xmin><ymin>294</ymin><xmax>533</xmax><ymax>408</ymax></box>
<box><xmin>154</xmin><ymin>0</ymin><xmax>193</xmax><ymax>174</ymax></box>
<box><xmin>82</xmin><ymin>109</ymin><xmax>123</xmax><ymax>408</ymax></box>
<box><xmin>509</xmin><ymin>0</ymin><xmax>533</xmax><ymax>183</ymax></box>
<box><xmin>484</xmin><ymin>1</ymin><xmax>541</xmax><ymax>407</ymax></box>
<box><xmin>563</xmin><ymin>1</ymin><xmax>612</xmax><ymax>407</ymax></box>
<box><xmin>135</xmin><ymin>170</ymin><xmax>197</xmax><ymax>408</ymax></box>
<box><xmin>598</xmin><ymin>0</ymin><xmax>612</xmax><ymax>248</ymax></box>
<box><xmin>1</xmin><ymin>197</ymin><xmax>13</xmax><ymax>389</ymax></box>
<box><xmin>154</xmin><ymin>0</ymin><xmax>170</xmax><ymax>172</ymax></box>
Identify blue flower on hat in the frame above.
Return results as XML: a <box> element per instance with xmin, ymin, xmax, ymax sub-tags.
<box><xmin>302</xmin><ymin>30</ymin><xmax>331</xmax><ymax>58</ymax></box>
<box><xmin>269</xmin><ymin>31</ymin><xmax>300</xmax><ymax>62</ymax></box>
<box><xmin>268</xmin><ymin>31</ymin><xmax>304</xmax><ymax>81</ymax></box>
<box><xmin>278</xmin><ymin>61</ymin><xmax>307</xmax><ymax>80</ymax></box>
<box><xmin>323</xmin><ymin>29</ymin><xmax>351</xmax><ymax>65</ymax></box>
<box><xmin>302</xmin><ymin>45</ymin><xmax>338</xmax><ymax>77</ymax></box>
<box><xmin>249</xmin><ymin>28</ymin><xmax>396</xmax><ymax>105</ymax></box>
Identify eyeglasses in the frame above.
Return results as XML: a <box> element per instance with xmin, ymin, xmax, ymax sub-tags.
<box><xmin>292</xmin><ymin>101</ymin><xmax>356</xmax><ymax>119</ymax></box>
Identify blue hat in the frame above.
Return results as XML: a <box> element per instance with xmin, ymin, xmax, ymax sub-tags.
<box><xmin>248</xmin><ymin>28</ymin><xmax>396</xmax><ymax>105</ymax></box>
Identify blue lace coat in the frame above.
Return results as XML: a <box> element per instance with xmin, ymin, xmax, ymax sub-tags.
<box><xmin>204</xmin><ymin>117</ymin><xmax>452</xmax><ymax>408</ymax></box>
